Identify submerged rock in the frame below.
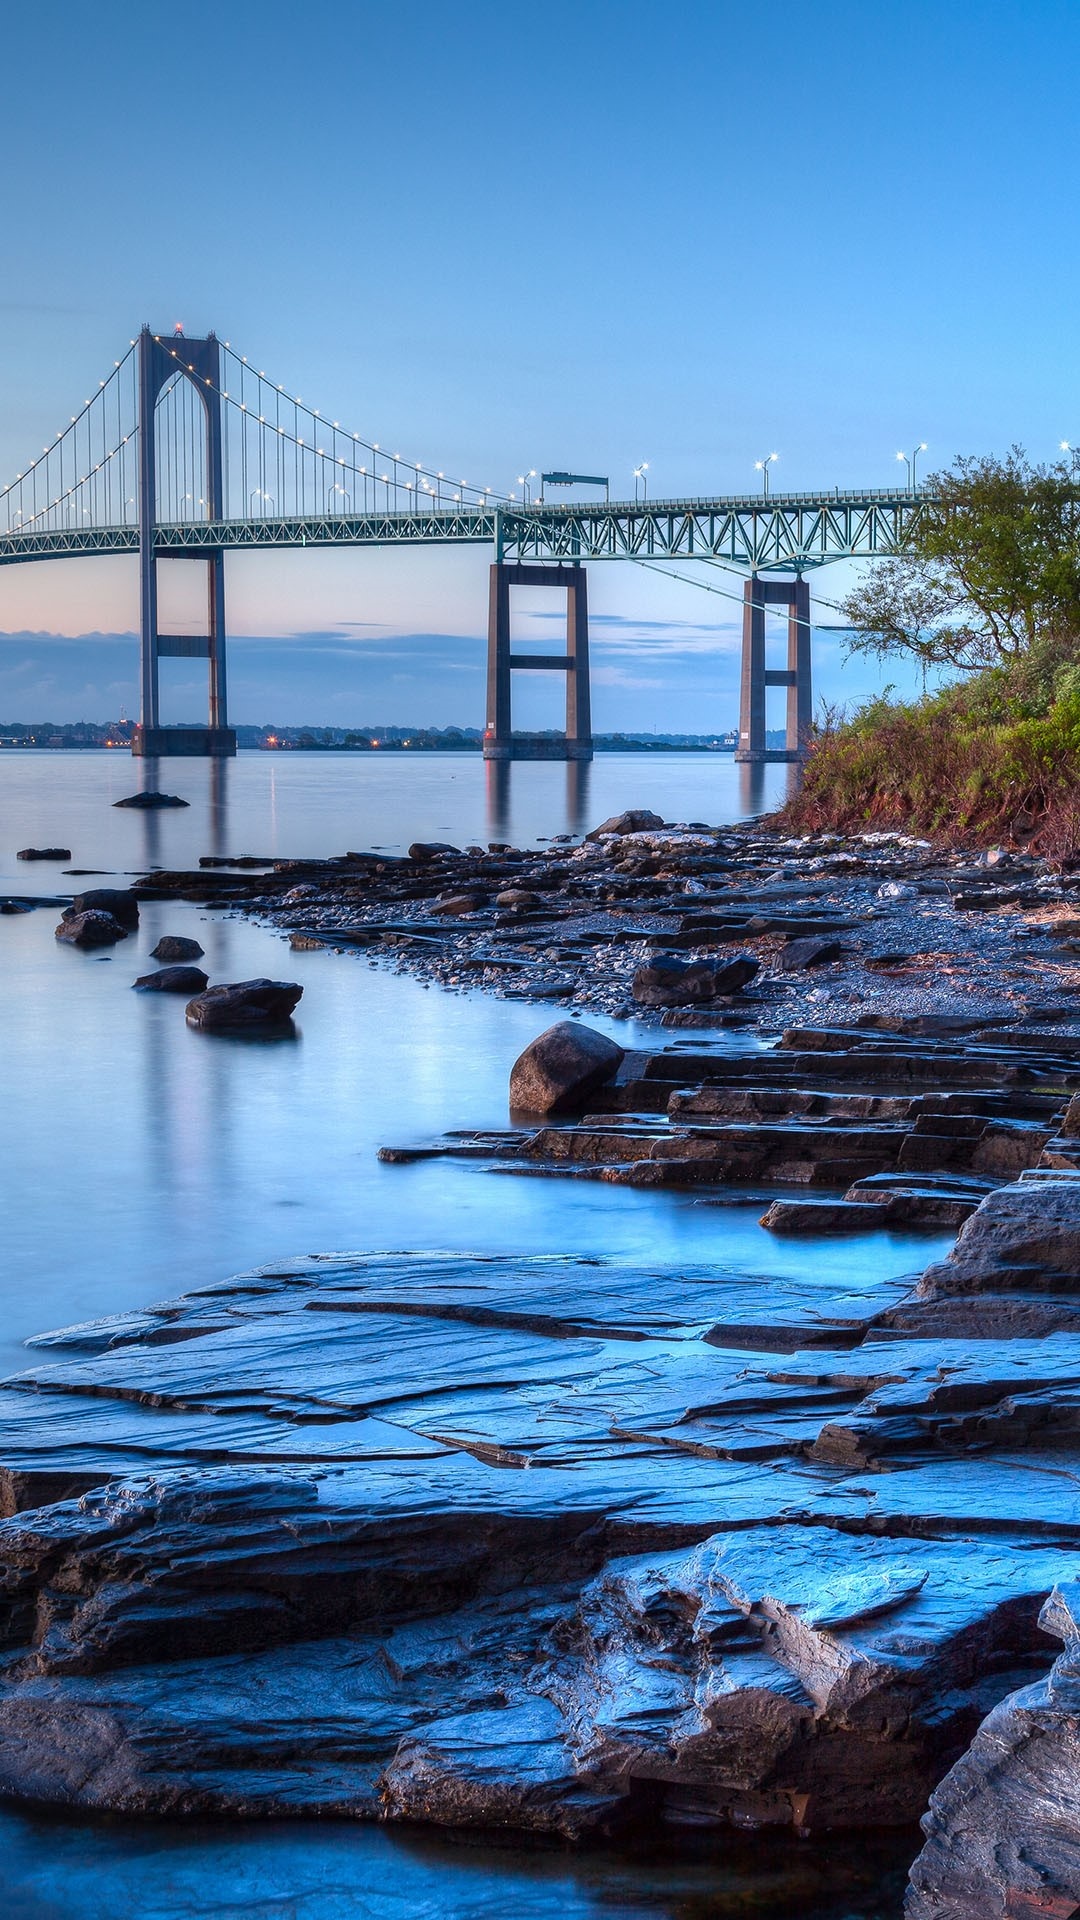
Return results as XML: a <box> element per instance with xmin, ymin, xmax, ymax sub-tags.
<box><xmin>509</xmin><ymin>1021</ymin><xmax>624</xmax><ymax>1113</ymax></box>
<box><xmin>150</xmin><ymin>935</ymin><xmax>204</xmax><ymax>962</ymax></box>
<box><xmin>55</xmin><ymin>910</ymin><xmax>127</xmax><ymax>948</ymax></box>
<box><xmin>113</xmin><ymin>792</ymin><xmax>188</xmax><ymax>809</ymax></box>
<box><xmin>133</xmin><ymin>966</ymin><xmax>209</xmax><ymax>994</ymax></box>
<box><xmin>185</xmin><ymin>978</ymin><xmax>302</xmax><ymax>1030</ymax></box>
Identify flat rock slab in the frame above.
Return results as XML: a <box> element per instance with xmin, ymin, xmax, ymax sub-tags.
<box><xmin>0</xmin><ymin>1214</ymin><xmax>1072</xmax><ymax>1850</ymax></box>
<box><xmin>2</xmin><ymin>1181</ymin><xmax>1080</xmax><ymax>1893</ymax></box>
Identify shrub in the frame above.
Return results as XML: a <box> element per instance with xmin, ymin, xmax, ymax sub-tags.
<box><xmin>779</xmin><ymin>649</ymin><xmax>1080</xmax><ymax>859</ymax></box>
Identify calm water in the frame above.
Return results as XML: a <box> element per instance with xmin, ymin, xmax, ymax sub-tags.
<box><xmin>0</xmin><ymin>752</ymin><xmax>935</xmax><ymax>1918</ymax></box>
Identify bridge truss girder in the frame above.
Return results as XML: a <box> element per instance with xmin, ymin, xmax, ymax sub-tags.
<box><xmin>496</xmin><ymin>490</ymin><xmax>922</xmax><ymax>570</ymax></box>
<box><xmin>0</xmin><ymin>489</ymin><xmax>921</xmax><ymax>572</ymax></box>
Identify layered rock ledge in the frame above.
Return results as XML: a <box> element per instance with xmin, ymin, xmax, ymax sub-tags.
<box><xmin>1</xmin><ymin>1180</ymin><xmax>1080</xmax><ymax>1910</ymax></box>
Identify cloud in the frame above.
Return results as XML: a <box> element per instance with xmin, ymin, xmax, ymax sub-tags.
<box><xmin>591</xmin><ymin>665</ymin><xmax>668</xmax><ymax>689</ymax></box>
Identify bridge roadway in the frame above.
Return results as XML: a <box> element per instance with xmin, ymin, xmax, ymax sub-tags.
<box><xmin>0</xmin><ymin>486</ymin><xmax>920</xmax><ymax>573</ymax></box>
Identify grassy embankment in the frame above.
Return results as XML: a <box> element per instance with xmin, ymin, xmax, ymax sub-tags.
<box><xmin>778</xmin><ymin>647</ymin><xmax>1080</xmax><ymax>860</ymax></box>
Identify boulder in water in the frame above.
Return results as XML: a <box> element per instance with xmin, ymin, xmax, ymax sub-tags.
<box><xmin>509</xmin><ymin>1021</ymin><xmax>624</xmax><ymax>1114</ymax></box>
<box><xmin>151</xmin><ymin>935</ymin><xmax>205</xmax><ymax>962</ymax></box>
<box><xmin>17</xmin><ymin>848</ymin><xmax>71</xmax><ymax>862</ymax></box>
<box><xmin>134</xmin><ymin>966</ymin><xmax>209</xmax><ymax>994</ymax></box>
<box><xmin>185</xmin><ymin>978</ymin><xmax>302</xmax><ymax>1031</ymax></box>
<box><xmin>70</xmin><ymin>888</ymin><xmax>140</xmax><ymax>930</ymax></box>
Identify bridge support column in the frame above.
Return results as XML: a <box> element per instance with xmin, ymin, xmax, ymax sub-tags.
<box><xmin>132</xmin><ymin>327</ymin><xmax>235</xmax><ymax>759</ymax></box>
<box><xmin>734</xmin><ymin>573</ymin><xmax>812</xmax><ymax>764</ymax></box>
<box><xmin>482</xmin><ymin>562</ymin><xmax>593</xmax><ymax>761</ymax></box>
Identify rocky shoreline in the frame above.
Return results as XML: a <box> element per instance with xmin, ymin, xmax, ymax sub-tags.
<box><xmin>7</xmin><ymin>810</ymin><xmax>1080</xmax><ymax>1913</ymax></box>
<box><xmin>122</xmin><ymin>807</ymin><xmax>1080</xmax><ymax>1036</ymax></box>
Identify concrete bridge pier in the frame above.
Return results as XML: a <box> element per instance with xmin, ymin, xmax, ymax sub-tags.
<box><xmin>483</xmin><ymin>562</ymin><xmax>593</xmax><ymax>761</ymax></box>
<box><xmin>734</xmin><ymin>572</ymin><xmax>812</xmax><ymax>764</ymax></box>
<box><xmin>132</xmin><ymin>327</ymin><xmax>236</xmax><ymax>759</ymax></box>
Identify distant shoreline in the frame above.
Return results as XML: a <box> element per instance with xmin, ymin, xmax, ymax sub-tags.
<box><xmin>0</xmin><ymin>737</ymin><xmax>742</xmax><ymax>754</ymax></box>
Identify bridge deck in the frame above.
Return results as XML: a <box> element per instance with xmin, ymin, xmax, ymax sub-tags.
<box><xmin>0</xmin><ymin>487</ymin><xmax>921</xmax><ymax>572</ymax></box>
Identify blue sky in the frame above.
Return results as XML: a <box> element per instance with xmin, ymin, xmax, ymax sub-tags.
<box><xmin>1</xmin><ymin>0</ymin><xmax>1077</xmax><ymax>726</ymax></box>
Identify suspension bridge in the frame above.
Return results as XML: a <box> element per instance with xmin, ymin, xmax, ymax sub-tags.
<box><xmin>0</xmin><ymin>327</ymin><xmax>923</xmax><ymax>763</ymax></box>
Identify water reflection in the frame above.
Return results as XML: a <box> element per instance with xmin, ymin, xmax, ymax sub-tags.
<box><xmin>565</xmin><ymin>757</ymin><xmax>591</xmax><ymax>835</ymax></box>
<box><xmin>129</xmin><ymin>756</ymin><xmax>234</xmax><ymax>872</ymax></box>
<box><xmin>485</xmin><ymin>758</ymin><xmax>510</xmax><ymax>840</ymax></box>
<box><xmin>738</xmin><ymin>760</ymin><xmax>769</xmax><ymax>817</ymax></box>
<box><xmin>0</xmin><ymin>1804</ymin><xmax>913</xmax><ymax>1920</ymax></box>
<box><xmin>207</xmin><ymin>755</ymin><xmax>230</xmax><ymax>859</ymax></box>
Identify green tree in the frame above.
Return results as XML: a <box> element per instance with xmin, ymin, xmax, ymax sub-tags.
<box><xmin>841</xmin><ymin>449</ymin><xmax>1080</xmax><ymax>674</ymax></box>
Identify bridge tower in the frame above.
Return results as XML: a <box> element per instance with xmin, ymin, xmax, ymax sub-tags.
<box><xmin>483</xmin><ymin>562</ymin><xmax>592</xmax><ymax>761</ymax></box>
<box><xmin>734</xmin><ymin>573</ymin><xmax>812</xmax><ymax>764</ymax></box>
<box><xmin>132</xmin><ymin>327</ymin><xmax>236</xmax><ymax>758</ymax></box>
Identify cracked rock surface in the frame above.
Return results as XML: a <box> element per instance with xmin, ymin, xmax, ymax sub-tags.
<box><xmin>0</xmin><ymin>1196</ymin><xmax>1078</xmax><ymax>1896</ymax></box>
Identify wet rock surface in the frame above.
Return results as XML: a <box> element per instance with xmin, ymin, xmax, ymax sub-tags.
<box><xmin>17</xmin><ymin>847</ymin><xmax>71</xmax><ymax>861</ymax></box>
<box><xmin>0</xmin><ymin>1192</ymin><xmax>1076</xmax><ymax>1883</ymax></box>
<box><xmin>384</xmin><ymin>1018</ymin><xmax>1078</xmax><ymax>1222</ymax></box>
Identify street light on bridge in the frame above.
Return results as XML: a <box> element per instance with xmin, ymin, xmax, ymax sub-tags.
<box><xmin>516</xmin><ymin>470</ymin><xmax>537</xmax><ymax>504</ymax></box>
<box><xmin>896</xmin><ymin>443</ymin><xmax>927</xmax><ymax>489</ymax></box>
<box><xmin>634</xmin><ymin>463</ymin><xmax>649</xmax><ymax>502</ymax></box>
<box><xmin>754</xmin><ymin>452</ymin><xmax>778</xmax><ymax>498</ymax></box>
